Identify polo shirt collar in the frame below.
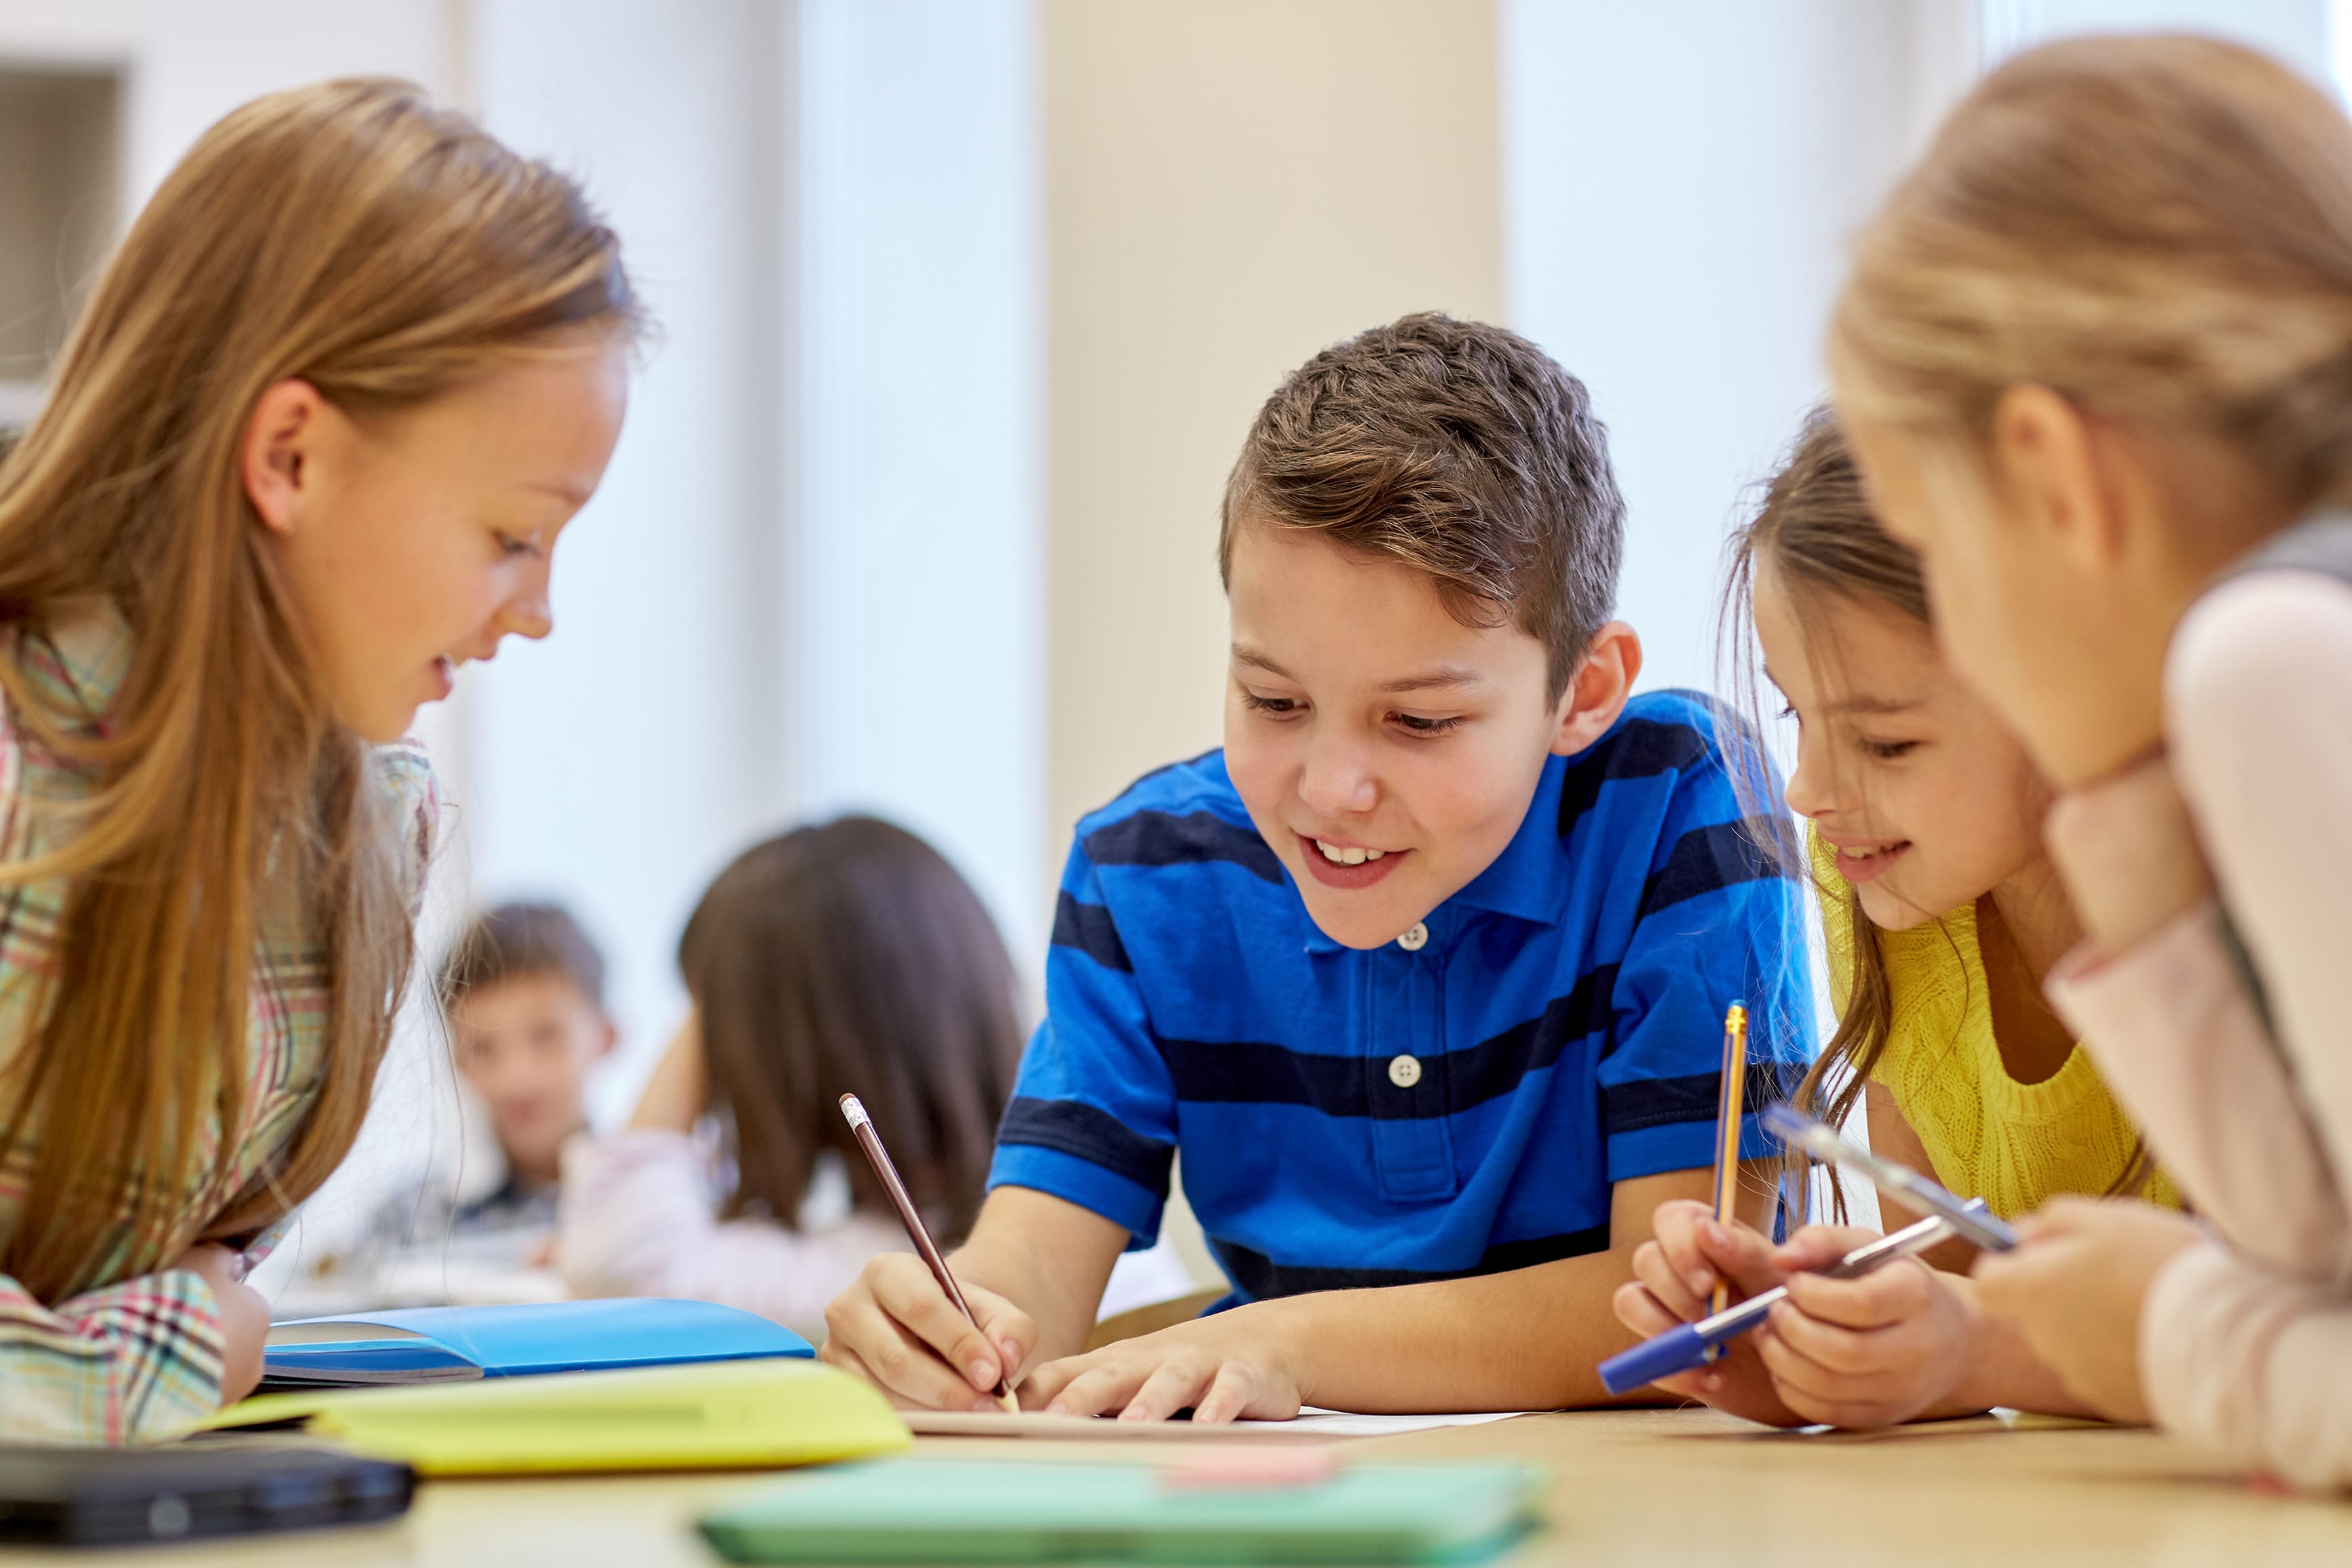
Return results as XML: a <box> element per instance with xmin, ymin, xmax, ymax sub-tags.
<box><xmin>1296</xmin><ymin>753</ymin><xmax>1568</xmax><ymax>953</ymax></box>
<box><xmin>1447</xmin><ymin>754</ymin><xmax>1569</xmax><ymax>926</ymax></box>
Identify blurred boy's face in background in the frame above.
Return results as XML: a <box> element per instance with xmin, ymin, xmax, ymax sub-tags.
<box><xmin>450</xmin><ymin>972</ymin><xmax>616</xmax><ymax>1183</ymax></box>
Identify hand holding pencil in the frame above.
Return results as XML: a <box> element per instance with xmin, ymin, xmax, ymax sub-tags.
<box><xmin>835</xmin><ymin>1094</ymin><xmax>1023</xmax><ymax>1414</ymax></box>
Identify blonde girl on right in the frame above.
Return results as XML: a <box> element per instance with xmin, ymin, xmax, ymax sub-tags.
<box><xmin>1829</xmin><ymin>35</ymin><xmax>2352</xmax><ymax>1488</ymax></box>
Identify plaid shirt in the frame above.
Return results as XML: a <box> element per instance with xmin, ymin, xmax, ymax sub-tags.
<box><xmin>0</xmin><ymin>610</ymin><xmax>436</xmax><ymax>1445</ymax></box>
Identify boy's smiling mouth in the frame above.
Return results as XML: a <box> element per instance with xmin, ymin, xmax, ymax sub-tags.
<box><xmin>1295</xmin><ymin>833</ymin><xmax>1410</xmax><ymax>890</ymax></box>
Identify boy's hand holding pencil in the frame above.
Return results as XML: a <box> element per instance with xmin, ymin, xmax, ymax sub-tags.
<box><xmin>822</xmin><ymin>1252</ymin><xmax>1037</xmax><ymax>1413</ymax></box>
<box><xmin>825</xmin><ymin>1096</ymin><xmax>1030</xmax><ymax>1413</ymax></box>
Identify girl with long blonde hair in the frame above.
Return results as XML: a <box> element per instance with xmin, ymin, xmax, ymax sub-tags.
<box><xmin>1829</xmin><ymin>35</ymin><xmax>2352</xmax><ymax>1488</ymax></box>
<box><xmin>0</xmin><ymin>77</ymin><xmax>635</xmax><ymax>1445</ymax></box>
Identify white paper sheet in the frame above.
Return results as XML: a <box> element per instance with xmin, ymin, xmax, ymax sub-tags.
<box><xmin>904</xmin><ymin>1407</ymin><xmax>1538</xmax><ymax>1441</ymax></box>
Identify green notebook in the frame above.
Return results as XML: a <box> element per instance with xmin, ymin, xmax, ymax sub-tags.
<box><xmin>697</xmin><ymin>1458</ymin><xmax>1543</xmax><ymax>1565</ymax></box>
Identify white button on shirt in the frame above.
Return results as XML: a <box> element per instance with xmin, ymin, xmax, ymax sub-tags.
<box><xmin>1397</xmin><ymin>921</ymin><xmax>1428</xmax><ymax>951</ymax></box>
<box><xmin>1388</xmin><ymin>1054</ymin><xmax>1422</xmax><ymax>1088</ymax></box>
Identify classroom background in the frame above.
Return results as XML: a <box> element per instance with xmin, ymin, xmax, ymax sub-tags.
<box><xmin>0</xmin><ymin>0</ymin><xmax>2333</xmax><ymax>1297</ymax></box>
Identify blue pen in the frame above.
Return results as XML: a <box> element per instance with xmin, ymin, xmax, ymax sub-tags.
<box><xmin>1598</xmin><ymin>1105</ymin><xmax>2018</xmax><ymax>1398</ymax></box>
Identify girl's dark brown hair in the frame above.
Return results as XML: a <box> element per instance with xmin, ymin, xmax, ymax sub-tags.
<box><xmin>1721</xmin><ymin>407</ymin><xmax>2147</xmax><ymax>1217</ymax></box>
<box><xmin>679</xmin><ymin>816</ymin><xmax>1021</xmax><ymax>1242</ymax></box>
<box><xmin>1720</xmin><ymin>410</ymin><xmax>1922</xmax><ymax>1221</ymax></box>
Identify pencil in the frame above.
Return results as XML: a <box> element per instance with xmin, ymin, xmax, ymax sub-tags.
<box><xmin>1710</xmin><ymin>1003</ymin><xmax>1749</xmax><ymax>1318</ymax></box>
<box><xmin>837</xmin><ymin>1093</ymin><xmax>1021</xmax><ymax>1414</ymax></box>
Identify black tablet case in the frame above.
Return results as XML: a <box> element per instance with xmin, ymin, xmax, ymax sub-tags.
<box><xmin>0</xmin><ymin>1438</ymin><xmax>414</xmax><ymax>1546</ymax></box>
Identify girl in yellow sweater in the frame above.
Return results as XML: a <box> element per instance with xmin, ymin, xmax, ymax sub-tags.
<box><xmin>1613</xmin><ymin>410</ymin><xmax>2174</xmax><ymax>1428</ymax></box>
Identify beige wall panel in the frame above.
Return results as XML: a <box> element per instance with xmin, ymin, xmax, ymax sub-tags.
<box><xmin>1044</xmin><ymin>0</ymin><xmax>1501</xmax><ymax>879</ymax></box>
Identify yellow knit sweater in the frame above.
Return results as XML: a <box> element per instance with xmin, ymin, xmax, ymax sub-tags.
<box><xmin>1815</xmin><ymin>841</ymin><xmax>2179</xmax><ymax>1220</ymax></box>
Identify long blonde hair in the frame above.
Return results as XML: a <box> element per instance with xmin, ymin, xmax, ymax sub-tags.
<box><xmin>0</xmin><ymin>79</ymin><xmax>637</xmax><ymax>1301</ymax></box>
<box><xmin>1832</xmin><ymin>35</ymin><xmax>2352</xmax><ymax>513</ymax></box>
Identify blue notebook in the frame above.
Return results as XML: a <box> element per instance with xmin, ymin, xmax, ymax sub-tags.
<box><xmin>260</xmin><ymin>1298</ymin><xmax>812</xmax><ymax>1390</ymax></box>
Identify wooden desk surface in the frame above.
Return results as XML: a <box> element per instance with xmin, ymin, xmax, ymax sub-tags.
<box><xmin>13</xmin><ymin>1409</ymin><xmax>2351</xmax><ymax>1565</ymax></box>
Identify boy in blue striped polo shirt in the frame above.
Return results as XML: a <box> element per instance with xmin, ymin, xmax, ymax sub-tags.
<box><xmin>822</xmin><ymin>314</ymin><xmax>1813</xmax><ymax>1419</ymax></box>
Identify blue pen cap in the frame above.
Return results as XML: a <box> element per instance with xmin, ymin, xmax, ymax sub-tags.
<box><xmin>1598</xmin><ymin>1323</ymin><xmax>1710</xmax><ymax>1398</ymax></box>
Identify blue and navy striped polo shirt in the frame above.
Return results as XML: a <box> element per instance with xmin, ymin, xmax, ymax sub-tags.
<box><xmin>989</xmin><ymin>689</ymin><xmax>1814</xmax><ymax>1303</ymax></box>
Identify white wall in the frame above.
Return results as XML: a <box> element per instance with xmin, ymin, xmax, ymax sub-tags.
<box><xmin>453</xmin><ymin>0</ymin><xmax>1051</xmax><ymax>1102</ymax></box>
<box><xmin>455</xmin><ymin>0</ymin><xmax>791</xmax><ymax>1114</ymax></box>
<box><xmin>1988</xmin><ymin>0</ymin><xmax>2328</xmax><ymax>73</ymax></box>
<box><xmin>1499</xmin><ymin>0</ymin><xmax>1977</xmax><ymax>700</ymax></box>
<box><xmin>792</xmin><ymin>0</ymin><xmax>1048</xmax><ymax>978</ymax></box>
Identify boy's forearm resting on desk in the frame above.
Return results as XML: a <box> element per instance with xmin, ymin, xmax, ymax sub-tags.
<box><xmin>1017</xmin><ymin>1168</ymin><xmax>1720</xmax><ymax>1420</ymax></box>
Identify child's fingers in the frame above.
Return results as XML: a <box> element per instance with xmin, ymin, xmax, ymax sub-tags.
<box><xmin>868</xmin><ymin>1257</ymin><xmax>1022</xmax><ymax>1392</ymax></box>
<box><xmin>1693</xmin><ymin>1219</ymin><xmax>1788</xmax><ymax>1298</ymax></box>
<box><xmin>1120</xmin><ymin>1353</ymin><xmax>1218</xmax><ymax>1422</ymax></box>
<box><xmin>1012</xmin><ymin>1352</ymin><xmax>1081</xmax><ymax>1410</ymax></box>
<box><xmin>1193</xmin><ymin>1360</ymin><xmax>1281</xmax><ymax>1425</ymax></box>
<box><xmin>1612</xmin><ymin>1280</ymin><xmax>1687</xmax><ymax>1339</ymax></box>
<box><xmin>1627</xmin><ymin>1242</ymin><xmax>1711</xmax><ymax>1323</ymax></box>
<box><xmin>1042</xmin><ymin>1353</ymin><xmax>1148</xmax><ymax>1418</ymax></box>
<box><xmin>961</xmin><ymin>1282</ymin><xmax>1040</xmax><ymax>1385</ymax></box>
<box><xmin>1753</xmin><ymin>1320</ymin><xmax>1912</xmax><ymax>1418</ymax></box>
<box><xmin>1770</xmin><ymin>1223</ymin><xmax>1880</xmax><ymax>1274</ymax></box>
<box><xmin>1772</xmin><ymin>1386</ymin><xmax>1912</xmax><ymax>1432</ymax></box>
<box><xmin>859</xmin><ymin>1308</ymin><xmax>1006</xmax><ymax>1411</ymax></box>
<box><xmin>1644</xmin><ymin>1202</ymin><xmax>1727</xmax><ymax>1301</ymax></box>
<box><xmin>1763</xmin><ymin>1301</ymin><xmax>1902</xmax><ymax>1380</ymax></box>
<box><xmin>1781</xmin><ymin>1259</ymin><xmax>1934</xmax><ymax>1331</ymax></box>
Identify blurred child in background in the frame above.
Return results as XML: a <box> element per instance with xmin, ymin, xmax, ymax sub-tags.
<box><xmin>559</xmin><ymin>815</ymin><xmax>1192</xmax><ymax>1340</ymax></box>
<box><xmin>440</xmin><ymin>902</ymin><xmax>618</xmax><ymax>1242</ymax></box>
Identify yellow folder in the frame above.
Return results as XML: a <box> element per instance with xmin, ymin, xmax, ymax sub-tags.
<box><xmin>199</xmin><ymin>1358</ymin><xmax>910</xmax><ymax>1476</ymax></box>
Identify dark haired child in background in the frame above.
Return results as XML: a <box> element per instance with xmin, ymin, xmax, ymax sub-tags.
<box><xmin>440</xmin><ymin>903</ymin><xmax>620</xmax><ymax>1239</ymax></box>
<box><xmin>823</xmin><ymin>313</ymin><xmax>1815</xmax><ymax>1421</ymax></box>
<box><xmin>558</xmin><ymin>816</ymin><xmax>1191</xmax><ymax>1341</ymax></box>
<box><xmin>1614</xmin><ymin>411</ymin><xmax>2177</xmax><ymax>1430</ymax></box>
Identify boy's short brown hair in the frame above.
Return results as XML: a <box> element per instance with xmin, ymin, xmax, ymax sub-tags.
<box><xmin>1218</xmin><ymin>312</ymin><xmax>1625</xmax><ymax>700</ymax></box>
<box><xmin>439</xmin><ymin>901</ymin><xmax>608</xmax><ymax>1012</ymax></box>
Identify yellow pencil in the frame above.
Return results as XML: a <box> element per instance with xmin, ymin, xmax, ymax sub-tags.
<box><xmin>1710</xmin><ymin>1003</ymin><xmax>1749</xmax><ymax>1319</ymax></box>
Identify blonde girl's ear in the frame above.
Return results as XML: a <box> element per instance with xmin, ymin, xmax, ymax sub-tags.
<box><xmin>239</xmin><ymin>378</ymin><xmax>328</xmax><ymax>535</ymax></box>
<box><xmin>1989</xmin><ymin>385</ymin><xmax>2127</xmax><ymax>573</ymax></box>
